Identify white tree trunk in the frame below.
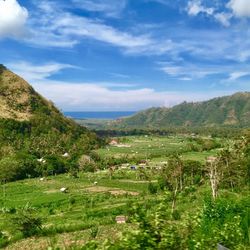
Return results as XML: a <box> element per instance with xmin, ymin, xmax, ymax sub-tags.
<box><xmin>209</xmin><ymin>162</ymin><xmax>218</xmax><ymax>200</ymax></box>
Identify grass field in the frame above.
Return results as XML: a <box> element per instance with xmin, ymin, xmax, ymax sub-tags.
<box><xmin>95</xmin><ymin>135</ymin><xmax>221</xmax><ymax>163</ymax></box>
<box><xmin>0</xmin><ymin>170</ymin><xmax>154</xmax><ymax>249</ymax></box>
<box><xmin>1</xmin><ymin>170</ymin><xmax>217</xmax><ymax>249</ymax></box>
<box><xmin>0</xmin><ymin>135</ymin><xmax>229</xmax><ymax>249</ymax></box>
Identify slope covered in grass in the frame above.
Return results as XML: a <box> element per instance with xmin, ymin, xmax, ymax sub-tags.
<box><xmin>114</xmin><ymin>92</ymin><xmax>250</xmax><ymax>129</ymax></box>
<box><xmin>0</xmin><ymin>65</ymin><xmax>100</xmax><ymax>182</ymax></box>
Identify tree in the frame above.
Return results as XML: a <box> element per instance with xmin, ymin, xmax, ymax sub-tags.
<box><xmin>206</xmin><ymin>156</ymin><xmax>220</xmax><ymax>200</ymax></box>
<box><xmin>183</xmin><ymin>160</ymin><xmax>203</xmax><ymax>186</ymax></box>
<box><xmin>206</xmin><ymin>134</ymin><xmax>249</xmax><ymax>199</ymax></box>
<box><xmin>160</xmin><ymin>155</ymin><xmax>184</xmax><ymax>213</ymax></box>
<box><xmin>0</xmin><ymin>156</ymin><xmax>20</xmax><ymax>182</ymax></box>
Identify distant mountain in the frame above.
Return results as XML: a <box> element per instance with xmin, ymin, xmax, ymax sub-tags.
<box><xmin>113</xmin><ymin>92</ymin><xmax>250</xmax><ymax>129</ymax></box>
<box><xmin>0</xmin><ymin>64</ymin><xmax>99</xmax><ymax>156</ymax></box>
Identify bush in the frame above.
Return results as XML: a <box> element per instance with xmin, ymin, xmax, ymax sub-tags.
<box><xmin>11</xmin><ymin>211</ymin><xmax>43</xmax><ymax>237</ymax></box>
<box><xmin>148</xmin><ymin>182</ymin><xmax>158</xmax><ymax>194</ymax></box>
<box><xmin>172</xmin><ymin>209</ymin><xmax>181</xmax><ymax>220</ymax></box>
<box><xmin>90</xmin><ymin>225</ymin><xmax>99</xmax><ymax>239</ymax></box>
<box><xmin>69</xmin><ymin>196</ymin><xmax>76</xmax><ymax>205</ymax></box>
<box><xmin>0</xmin><ymin>231</ymin><xmax>8</xmax><ymax>248</ymax></box>
<box><xmin>190</xmin><ymin>196</ymin><xmax>249</xmax><ymax>249</ymax></box>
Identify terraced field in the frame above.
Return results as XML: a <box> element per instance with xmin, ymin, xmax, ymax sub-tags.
<box><xmin>96</xmin><ymin>135</ymin><xmax>222</xmax><ymax>164</ymax></box>
<box><xmin>0</xmin><ymin>135</ymin><xmax>228</xmax><ymax>249</ymax></box>
<box><xmin>0</xmin><ymin>171</ymin><xmax>152</xmax><ymax>248</ymax></box>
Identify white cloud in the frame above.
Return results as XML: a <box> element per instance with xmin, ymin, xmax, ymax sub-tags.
<box><xmin>179</xmin><ymin>77</ymin><xmax>192</xmax><ymax>81</ymax></box>
<box><xmin>32</xmin><ymin>82</ymin><xmax>172</xmax><ymax>111</ymax></box>
<box><xmin>110</xmin><ymin>73</ymin><xmax>130</xmax><ymax>79</ymax></box>
<box><xmin>72</xmin><ymin>0</ymin><xmax>127</xmax><ymax>18</ymax></box>
<box><xmin>187</xmin><ymin>0</ymin><xmax>250</xmax><ymax>26</ymax></box>
<box><xmin>7</xmin><ymin>61</ymin><xmax>75</xmax><ymax>82</ymax></box>
<box><xmin>159</xmin><ymin>61</ymin><xmax>250</xmax><ymax>82</ymax></box>
<box><xmin>24</xmin><ymin>2</ymin><xmax>174</xmax><ymax>55</ymax></box>
<box><xmin>170</xmin><ymin>26</ymin><xmax>250</xmax><ymax>63</ymax></box>
<box><xmin>147</xmin><ymin>0</ymin><xmax>169</xmax><ymax>5</ymax></box>
<box><xmin>160</xmin><ymin>63</ymin><xmax>220</xmax><ymax>80</ymax></box>
<box><xmin>0</xmin><ymin>0</ymin><xmax>28</xmax><ymax>38</ymax></box>
<box><xmin>32</xmin><ymin>81</ymin><xmax>228</xmax><ymax>111</ymax></box>
<box><xmin>187</xmin><ymin>1</ymin><xmax>233</xmax><ymax>27</ymax></box>
<box><xmin>147</xmin><ymin>0</ymin><xmax>181</xmax><ymax>7</ymax></box>
<box><xmin>125</xmin><ymin>39</ymin><xmax>174</xmax><ymax>55</ymax></box>
<box><xmin>6</xmin><ymin>60</ymin><xmax>229</xmax><ymax>111</ymax></box>
<box><xmin>187</xmin><ymin>0</ymin><xmax>214</xmax><ymax>16</ymax></box>
<box><xmin>228</xmin><ymin>0</ymin><xmax>250</xmax><ymax>17</ymax></box>
<box><xmin>55</xmin><ymin>15</ymin><xmax>152</xmax><ymax>48</ymax></box>
<box><xmin>214</xmin><ymin>12</ymin><xmax>232</xmax><ymax>27</ymax></box>
<box><xmin>160</xmin><ymin>66</ymin><xmax>182</xmax><ymax>76</ymax></box>
<box><xmin>238</xmin><ymin>50</ymin><xmax>250</xmax><ymax>62</ymax></box>
<box><xmin>24</xmin><ymin>1</ymin><xmax>155</xmax><ymax>51</ymax></box>
<box><xmin>227</xmin><ymin>71</ymin><xmax>250</xmax><ymax>81</ymax></box>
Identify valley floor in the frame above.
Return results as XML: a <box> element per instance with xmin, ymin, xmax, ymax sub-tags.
<box><xmin>0</xmin><ymin>134</ymin><xmax>249</xmax><ymax>249</ymax></box>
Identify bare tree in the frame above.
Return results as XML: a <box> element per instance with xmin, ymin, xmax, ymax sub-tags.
<box><xmin>206</xmin><ymin>156</ymin><xmax>219</xmax><ymax>200</ymax></box>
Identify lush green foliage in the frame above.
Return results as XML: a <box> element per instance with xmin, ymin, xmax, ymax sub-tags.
<box><xmin>0</xmin><ymin>133</ymin><xmax>248</xmax><ymax>249</ymax></box>
<box><xmin>0</xmin><ymin>66</ymin><xmax>249</xmax><ymax>249</ymax></box>
<box><xmin>0</xmin><ymin>67</ymin><xmax>102</xmax><ymax>182</ymax></box>
<box><xmin>92</xmin><ymin>195</ymin><xmax>249</xmax><ymax>250</ymax></box>
<box><xmin>113</xmin><ymin>92</ymin><xmax>250</xmax><ymax>129</ymax></box>
<box><xmin>11</xmin><ymin>209</ymin><xmax>43</xmax><ymax>237</ymax></box>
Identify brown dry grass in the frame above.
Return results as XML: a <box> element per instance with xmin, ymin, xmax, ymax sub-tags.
<box><xmin>0</xmin><ymin>70</ymin><xmax>33</xmax><ymax>120</ymax></box>
<box><xmin>85</xmin><ymin>186</ymin><xmax>139</xmax><ymax>196</ymax></box>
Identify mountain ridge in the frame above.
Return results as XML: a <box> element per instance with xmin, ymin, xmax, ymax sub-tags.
<box><xmin>0</xmin><ymin>64</ymin><xmax>99</xmax><ymax>160</ymax></box>
<box><xmin>0</xmin><ymin>64</ymin><xmax>62</xmax><ymax>121</ymax></box>
<box><xmin>113</xmin><ymin>92</ymin><xmax>250</xmax><ymax>129</ymax></box>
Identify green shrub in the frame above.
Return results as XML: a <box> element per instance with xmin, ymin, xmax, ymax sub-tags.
<box><xmin>148</xmin><ymin>182</ymin><xmax>158</xmax><ymax>194</ymax></box>
<box><xmin>11</xmin><ymin>211</ymin><xmax>43</xmax><ymax>237</ymax></box>
<box><xmin>69</xmin><ymin>197</ymin><xmax>76</xmax><ymax>205</ymax></box>
<box><xmin>172</xmin><ymin>209</ymin><xmax>181</xmax><ymax>220</ymax></box>
<box><xmin>90</xmin><ymin>225</ymin><xmax>99</xmax><ymax>239</ymax></box>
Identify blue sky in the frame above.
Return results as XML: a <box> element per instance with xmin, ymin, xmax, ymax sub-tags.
<box><xmin>1</xmin><ymin>0</ymin><xmax>250</xmax><ymax>111</ymax></box>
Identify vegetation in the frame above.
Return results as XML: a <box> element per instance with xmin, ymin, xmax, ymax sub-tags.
<box><xmin>0</xmin><ymin>133</ymin><xmax>248</xmax><ymax>249</ymax></box>
<box><xmin>0</xmin><ymin>66</ymin><xmax>102</xmax><ymax>183</ymax></box>
<box><xmin>0</xmin><ymin>67</ymin><xmax>249</xmax><ymax>249</ymax></box>
<box><xmin>112</xmin><ymin>92</ymin><xmax>250</xmax><ymax>129</ymax></box>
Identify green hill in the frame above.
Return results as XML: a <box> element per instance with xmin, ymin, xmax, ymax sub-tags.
<box><xmin>0</xmin><ymin>65</ymin><xmax>100</xmax><ymax>181</ymax></box>
<box><xmin>113</xmin><ymin>92</ymin><xmax>250</xmax><ymax>129</ymax></box>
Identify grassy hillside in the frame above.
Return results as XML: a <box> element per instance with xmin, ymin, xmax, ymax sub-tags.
<box><xmin>0</xmin><ymin>65</ymin><xmax>100</xmax><ymax>182</ymax></box>
<box><xmin>0</xmin><ymin>64</ymin><xmax>58</xmax><ymax>121</ymax></box>
<box><xmin>0</xmin><ymin>133</ymin><xmax>249</xmax><ymax>249</ymax></box>
<box><xmin>113</xmin><ymin>92</ymin><xmax>250</xmax><ymax>129</ymax></box>
<box><xmin>0</xmin><ymin>65</ymin><xmax>249</xmax><ymax>249</ymax></box>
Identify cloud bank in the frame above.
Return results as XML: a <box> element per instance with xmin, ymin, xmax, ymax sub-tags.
<box><xmin>0</xmin><ymin>0</ymin><xmax>28</xmax><ymax>38</ymax></box>
<box><xmin>7</xmin><ymin>61</ymin><xmax>233</xmax><ymax>111</ymax></box>
<box><xmin>72</xmin><ymin>0</ymin><xmax>127</xmax><ymax>18</ymax></box>
<box><xmin>228</xmin><ymin>0</ymin><xmax>250</xmax><ymax>17</ymax></box>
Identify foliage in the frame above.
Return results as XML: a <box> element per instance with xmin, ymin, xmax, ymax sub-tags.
<box><xmin>83</xmin><ymin>195</ymin><xmax>249</xmax><ymax>250</ymax></box>
<box><xmin>112</xmin><ymin>92</ymin><xmax>250</xmax><ymax>129</ymax></box>
<box><xmin>190</xmin><ymin>196</ymin><xmax>250</xmax><ymax>249</ymax></box>
<box><xmin>101</xmin><ymin>201</ymin><xmax>183</xmax><ymax>250</ymax></box>
<box><xmin>0</xmin><ymin>66</ymin><xmax>102</xmax><ymax>182</ymax></box>
<box><xmin>2</xmin><ymin>65</ymin><xmax>249</xmax><ymax>249</ymax></box>
<box><xmin>90</xmin><ymin>225</ymin><xmax>99</xmax><ymax>239</ymax></box>
<box><xmin>148</xmin><ymin>182</ymin><xmax>158</xmax><ymax>194</ymax></box>
<box><xmin>11</xmin><ymin>210</ymin><xmax>43</xmax><ymax>237</ymax></box>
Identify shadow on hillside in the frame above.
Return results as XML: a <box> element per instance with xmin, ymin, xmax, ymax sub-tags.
<box><xmin>0</xmin><ymin>64</ymin><xmax>6</xmax><ymax>75</ymax></box>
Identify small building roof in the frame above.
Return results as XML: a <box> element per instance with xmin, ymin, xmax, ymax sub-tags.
<box><xmin>206</xmin><ymin>156</ymin><xmax>218</xmax><ymax>163</ymax></box>
<box><xmin>115</xmin><ymin>215</ymin><xmax>127</xmax><ymax>223</ymax></box>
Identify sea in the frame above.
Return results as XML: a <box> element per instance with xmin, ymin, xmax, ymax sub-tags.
<box><xmin>64</xmin><ymin>111</ymin><xmax>136</xmax><ymax>120</ymax></box>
